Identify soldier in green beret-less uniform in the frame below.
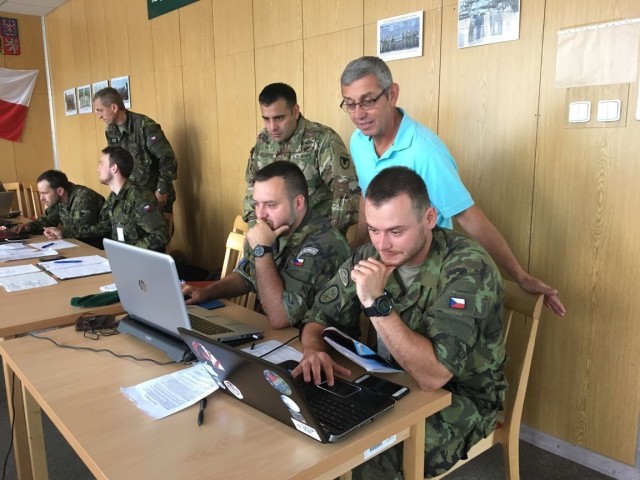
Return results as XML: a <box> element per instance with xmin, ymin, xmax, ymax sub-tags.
<box><xmin>243</xmin><ymin>82</ymin><xmax>360</xmax><ymax>236</ymax></box>
<box><xmin>11</xmin><ymin>170</ymin><xmax>105</xmax><ymax>248</ymax></box>
<box><xmin>93</xmin><ymin>87</ymin><xmax>177</xmax><ymax>228</ymax></box>
<box><xmin>295</xmin><ymin>167</ymin><xmax>506</xmax><ymax>479</ymax></box>
<box><xmin>48</xmin><ymin>147</ymin><xmax>168</xmax><ymax>253</ymax></box>
<box><xmin>184</xmin><ymin>161</ymin><xmax>350</xmax><ymax>330</ymax></box>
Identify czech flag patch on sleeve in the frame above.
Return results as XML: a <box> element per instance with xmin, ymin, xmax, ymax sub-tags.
<box><xmin>449</xmin><ymin>297</ymin><xmax>466</xmax><ymax>309</ymax></box>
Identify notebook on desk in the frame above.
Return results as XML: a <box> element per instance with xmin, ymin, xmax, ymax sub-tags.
<box><xmin>178</xmin><ymin>327</ymin><xmax>396</xmax><ymax>444</ymax></box>
<box><xmin>103</xmin><ymin>239</ymin><xmax>263</xmax><ymax>362</ymax></box>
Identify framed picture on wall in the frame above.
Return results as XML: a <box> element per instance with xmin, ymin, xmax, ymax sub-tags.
<box><xmin>377</xmin><ymin>11</ymin><xmax>423</xmax><ymax>62</ymax></box>
<box><xmin>111</xmin><ymin>75</ymin><xmax>130</xmax><ymax>108</ymax></box>
<box><xmin>92</xmin><ymin>80</ymin><xmax>109</xmax><ymax>98</ymax></box>
<box><xmin>77</xmin><ymin>85</ymin><xmax>92</xmax><ymax>114</ymax></box>
<box><xmin>458</xmin><ymin>0</ymin><xmax>520</xmax><ymax>48</ymax></box>
<box><xmin>64</xmin><ymin>88</ymin><xmax>77</xmax><ymax>116</ymax></box>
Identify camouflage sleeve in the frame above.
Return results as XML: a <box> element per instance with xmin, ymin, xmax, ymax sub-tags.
<box><xmin>64</xmin><ymin>203</ymin><xmax>111</xmax><ymax>239</ymax></box>
<box><xmin>242</xmin><ymin>146</ymin><xmax>259</xmax><ymax>225</ymax></box>
<box><xmin>144</xmin><ymin>123</ymin><xmax>177</xmax><ymax>192</ymax></box>
<box><xmin>25</xmin><ymin>206</ymin><xmax>60</xmax><ymax>234</ymax></box>
<box><xmin>133</xmin><ymin>194</ymin><xmax>169</xmax><ymax>251</ymax></box>
<box><xmin>69</xmin><ymin>190</ymin><xmax>105</xmax><ymax>229</ymax></box>
<box><xmin>280</xmin><ymin>232</ymin><xmax>351</xmax><ymax>326</ymax></box>
<box><xmin>317</xmin><ymin>129</ymin><xmax>361</xmax><ymax>234</ymax></box>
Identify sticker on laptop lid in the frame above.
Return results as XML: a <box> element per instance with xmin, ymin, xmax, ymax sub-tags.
<box><xmin>263</xmin><ymin>370</ymin><xmax>292</xmax><ymax>395</ymax></box>
<box><xmin>292</xmin><ymin>418</ymin><xmax>321</xmax><ymax>441</ymax></box>
<box><xmin>280</xmin><ymin>395</ymin><xmax>300</xmax><ymax>412</ymax></box>
<box><xmin>289</xmin><ymin>409</ymin><xmax>307</xmax><ymax>424</ymax></box>
<box><xmin>224</xmin><ymin>380</ymin><xmax>243</xmax><ymax>399</ymax></box>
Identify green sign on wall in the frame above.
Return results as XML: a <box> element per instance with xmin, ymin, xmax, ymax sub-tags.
<box><xmin>147</xmin><ymin>0</ymin><xmax>199</xmax><ymax>20</ymax></box>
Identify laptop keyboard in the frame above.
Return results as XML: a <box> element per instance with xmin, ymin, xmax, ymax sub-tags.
<box><xmin>188</xmin><ymin>313</ymin><xmax>233</xmax><ymax>336</ymax></box>
<box><xmin>298</xmin><ymin>382</ymin><xmax>372</xmax><ymax>433</ymax></box>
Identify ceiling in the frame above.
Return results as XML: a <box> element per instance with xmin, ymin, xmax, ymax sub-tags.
<box><xmin>0</xmin><ymin>0</ymin><xmax>66</xmax><ymax>17</ymax></box>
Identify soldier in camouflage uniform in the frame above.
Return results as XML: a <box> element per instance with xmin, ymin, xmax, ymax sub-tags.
<box><xmin>11</xmin><ymin>170</ymin><xmax>105</xmax><ymax>248</ymax></box>
<box><xmin>184</xmin><ymin>162</ymin><xmax>349</xmax><ymax>329</ymax></box>
<box><xmin>93</xmin><ymin>88</ymin><xmax>177</xmax><ymax>220</ymax></box>
<box><xmin>243</xmin><ymin>83</ymin><xmax>360</xmax><ymax>235</ymax></box>
<box><xmin>48</xmin><ymin>147</ymin><xmax>168</xmax><ymax>252</ymax></box>
<box><xmin>294</xmin><ymin>167</ymin><xmax>506</xmax><ymax>479</ymax></box>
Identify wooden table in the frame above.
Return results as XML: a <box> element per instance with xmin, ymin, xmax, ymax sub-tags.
<box><xmin>0</xmin><ymin>302</ymin><xmax>451</xmax><ymax>480</ymax></box>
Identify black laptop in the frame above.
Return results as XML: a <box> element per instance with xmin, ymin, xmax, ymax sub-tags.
<box><xmin>178</xmin><ymin>327</ymin><xmax>396</xmax><ymax>443</ymax></box>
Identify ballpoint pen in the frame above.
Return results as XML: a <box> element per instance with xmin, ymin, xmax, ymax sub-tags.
<box><xmin>197</xmin><ymin>397</ymin><xmax>207</xmax><ymax>426</ymax></box>
<box><xmin>40</xmin><ymin>242</ymin><xmax>54</xmax><ymax>249</ymax></box>
<box><xmin>53</xmin><ymin>260</ymin><xmax>82</xmax><ymax>264</ymax></box>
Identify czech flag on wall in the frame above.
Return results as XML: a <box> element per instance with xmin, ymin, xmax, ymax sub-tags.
<box><xmin>0</xmin><ymin>67</ymin><xmax>38</xmax><ymax>142</ymax></box>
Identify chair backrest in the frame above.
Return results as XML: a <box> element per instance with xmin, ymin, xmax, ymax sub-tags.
<box><xmin>27</xmin><ymin>184</ymin><xmax>44</xmax><ymax>218</ymax></box>
<box><xmin>221</xmin><ymin>231</ymin><xmax>256</xmax><ymax>310</ymax></box>
<box><xmin>3</xmin><ymin>182</ymin><xmax>33</xmax><ymax>218</ymax></box>
<box><xmin>232</xmin><ymin>215</ymin><xmax>248</xmax><ymax>234</ymax></box>
<box><xmin>499</xmin><ymin>279</ymin><xmax>544</xmax><ymax>440</ymax></box>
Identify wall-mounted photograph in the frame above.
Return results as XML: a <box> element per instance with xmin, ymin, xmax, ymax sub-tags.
<box><xmin>111</xmin><ymin>75</ymin><xmax>131</xmax><ymax>108</ymax></box>
<box><xmin>458</xmin><ymin>0</ymin><xmax>520</xmax><ymax>48</ymax></box>
<box><xmin>377</xmin><ymin>11</ymin><xmax>423</xmax><ymax>61</ymax></box>
<box><xmin>64</xmin><ymin>88</ymin><xmax>77</xmax><ymax>116</ymax></box>
<box><xmin>92</xmin><ymin>80</ymin><xmax>109</xmax><ymax>98</ymax></box>
<box><xmin>77</xmin><ymin>85</ymin><xmax>92</xmax><ymax>114</ymax></box>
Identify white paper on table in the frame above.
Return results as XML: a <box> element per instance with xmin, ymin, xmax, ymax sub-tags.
<box><xmin>0</xmin><ymin>264</ymin><xmax>40</xmax><ymax>277</ymax></box>
<box><xmin>31</xmin><ymin>239</ymin><xmax>78</xmax><ymax>250</ymax></box>
<box><xmin>0</xmin><ymin>271</ymin><xmax>58</xmax><ymax>292</ymax></box>
<box><xmin>0</xmin><ymin>246</ymin><xmax>58</xmax><ymax>262</ymax></box>
<box><xmin>38</xmin><ymin>255</ymin><xmax>111</xmax><ymax>279</ymax></box>
<box><xmin>242</xmin><ymin>339</ymin><xmax>303</xmax><ymax>364</ymax></box>
<box><xmin>120</xmin><ymin>363</ymin><xmax>219</xmax><ymax>420</ymax></box>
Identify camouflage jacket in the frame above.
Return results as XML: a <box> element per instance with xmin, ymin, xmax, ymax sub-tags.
<box><xmin>303</xmin><ymin>227</ymin><xmax>507</xmax><ymax>437</ymax></box>
<box><xmin>105</xmin><ymin>111</ymin><xmax>177</xmax><ymax>194</ymax></box>
<box><xmin>67</xmin><ymin>181</ymin><xmax>168</xmax><ymax>252</ymax></box>
<box><xmin>235</xmin><ymin>209</ymin><xmax>350</xmax><ymax>327</ymax></box>
<box><xmin>27</xmin><ymin>183</ymin><xmax>105</xmax><ymax>238</ymax></box>
<box><xmin>243</xmin><ymin>116</ymin><xmax>360</xmax><ymax>235</ymax></box>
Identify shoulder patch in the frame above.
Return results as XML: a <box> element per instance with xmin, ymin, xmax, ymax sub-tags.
<box><xmin>299</xmin><ymin>247</ymin><xmax>319</xmax><ymax>256</ymax></box>
<box><xmin>319</xmin><ymin>285</ymin><xmax>339</xmax><ymax>304</ymax></box>
<box><xmin>340</xmin><ymin>155</ymin><xmax>350</xmax><ymax>170</ymax></box>
<box><xmin>338</xmin><ymin>268</ymin><xmax>349</xmax><ymax>287</ymax></box>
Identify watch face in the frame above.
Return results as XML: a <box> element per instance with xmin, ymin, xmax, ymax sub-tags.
<box><xmin>253</xmin><ymin>245</ymin><xmax>265</xmax><ymax>257</ymax></box>
<box><xmin>377</xmin><ymin>296</ymin><xmax>393</xmax><ymax>314</ymax></box>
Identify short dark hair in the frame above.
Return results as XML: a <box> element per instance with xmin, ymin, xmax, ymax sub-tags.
<box><xmin>253</xmin><ymin>161</ymin><xmax>309</xmax><ymax>205</ymax></box>
<box><xmin>340</xmin><ymin>56</ymin><xmax>393</xmax><ymax>90</ymax></box>
<box><xmin>366</xmin><ymin>167</ymin><xmax>430</xmax><ymax>218</ymax></box>
<box><xmin>101</xmin><ymin>146</ymin><xmax>134</xmax><ymax>178</ymax></box>
<box><xmin>37</xmin><ymin>170</ymin><xmax>70</xmax><ymax>191</ymax></box>
<box><xmin>93</xmin><ymin>87</ymin><xmax>126</xmax><ymax>110</ymax></box>
<box><xmin>258</xmin><ymin>83</ymin><xmax>297</xmax><ymax>109</ymax></box>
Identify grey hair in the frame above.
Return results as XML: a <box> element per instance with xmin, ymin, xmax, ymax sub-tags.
<box><xmin>340</xmin><ymin>56</ymin><xmax>393</xmax><ymax>89</ymax></box>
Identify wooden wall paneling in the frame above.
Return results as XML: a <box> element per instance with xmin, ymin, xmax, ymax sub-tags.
<box><xmin>302</xmin><ymin>0</ymin><xmax>363</xmax><ymax>38</ymax></box>
<box><xmin>364</xmin><ymin>0</ymin><xmax>441</xmax><ymax>24</ymax></box>
<box><xmin>212</xmin><ymin>0</ymin><xmax>254</xmax><ymax>57</ymax></box>
<box><xmin>126</xmin><ymin>0</ymin><xmax>155</xmax><ymax>76</ymax></box>
<box><xmin>104</xmin><ymin>0</ymin><xmax>130</xmax><ymax>76</ymax></box>
<box><xmin>150</xmin><ymin>10</ymin><xmax>182</xmax><ymax>72</ymax></box>
<box><xmin>84</xmin><ymin>0</ymin><xmax>110</xmax><ymax>81</ymax></box>
<box><xmin>180</xmin><ymin>60</ymin><xmax>224</xmax><ymax>270</ymax></box>
<box><xmin>303</xmin><ymin>27</ymin><xmax>363</xmax><ymax>149</ymax></box>
<box><xmin>45</xmin><ymin>7</ymin><xmax>64</xmax><ymax>95</ymax></box>
<box><xmin>215</xmin><ymin>52</ymin><xmax>257</xmax><ymax>235</ymax></box>
<box><xmin>69</xmin><ymin>0</ymin><xmax>92</xmax><ymax>82</ymax></box>
<box><xmin>254</xmin><ymin>40</ymin><xmax>304</xmax><ymax>133</ymax></box>
<box><xmin>13</xmin><ymin>96</ymin><xmax>54</xmax><ymax>183</ymax></box>
<box><xmin>253</xmin><ymin>0</ymin><xmax>302</xmax><ymax>48</ymax></box>
<box><xmin>527</xmin><ymin>0</ymin><xmax>640</xmax><ymax>464</ymax></box>
<box><xmin>3</xmin><ymin>14</ymin><xmax>46</xmax><ymax>80</ymax></box>
<box><xmin>179</xmin><ymin>0</ymin><xmax>215</xmax><ymax>65</ymax></box>
<box><xmin>439</xmin><ymin>1</ymin><xmax>544</xmax><ymax>266</ymax></box>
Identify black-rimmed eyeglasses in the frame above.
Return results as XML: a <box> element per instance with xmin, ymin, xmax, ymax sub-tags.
<box><xmin>340</xmin><ymin>88</ymin><xmax>388</xmax><ymax>113</ymax></box>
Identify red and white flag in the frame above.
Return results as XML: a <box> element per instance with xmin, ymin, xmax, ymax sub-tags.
<box><xmin>0</xmin><ymin>67</ymin><xmax>38</xmax><ymax>142</ymax></box>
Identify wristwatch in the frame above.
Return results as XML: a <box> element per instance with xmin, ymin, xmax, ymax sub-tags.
<box><xmin>363</xmin><ymin>291</ymin><xmax>394</xmax><ymax>317</ymax></box>
<box><xmin>156</xmin><ymin>188</ymin><xmax>166</xmax><ymax>194</ymax></box>
<box><xmin>253</xmin><ymin>245</ymin><xmax>273</xmax><ymax>257</ymax></box>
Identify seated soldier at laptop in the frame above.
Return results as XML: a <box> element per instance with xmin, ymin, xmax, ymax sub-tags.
<box><xmin>293</xmin><ymin>167</ymin><xmax>507</xmax><ymax>479</ymax></box>
<box><xmin>183</xmin><ymin>162</ymin><xmax>350</xmax><ymax>330</ymax></box>
<box><xmin>10</xmin><ymin>170</ymin><xmax>105</xmax><ymax>248</ymax></box>
<box><xmin>44</xmin><ymin>147</ymin><xmax>169</xmax><ymax>252</ymax></box>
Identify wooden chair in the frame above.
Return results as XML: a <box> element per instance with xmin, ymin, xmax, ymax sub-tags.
<box><xmin>3</xmin><ymin>182</ymin><xmax>33</xmax><ymax>218</ymax></box>
<box><xmin>27</xmin><ymin>184</ymin><xmax>44</xmax><ymax>218</ymax></box>
<box><xmin>221</xmin><ymin>231</ymin><xmax>256</xmax><ymax>310</ymax></box>
<box><xmin>232</xmin><ymin>215</ymin><xmax>248</xmax><ymax>234</ymax></box>
<box><xmin>431</xmin><ymin>279</ymin><xmax>544</xmax><ymax>480</ymax></box>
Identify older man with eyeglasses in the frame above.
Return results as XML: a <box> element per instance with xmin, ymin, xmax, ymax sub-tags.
<box><xmin>340</xmin><ymin>56</ymin><xmax>565</xmax><ymax>317</ymax></box>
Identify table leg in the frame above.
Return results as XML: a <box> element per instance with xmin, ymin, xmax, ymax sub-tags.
<box><xmin>403</xmin><ymin>420</ymin><xmax>425</xmax><ymax>480</ymax></box>
<box><xmin>23</xmin><ymin>387</ymin><xmax>48</xmax><ymax>479</ymax></box>
<box><xmin>3</xmin><ymin>359</ymin><xmax>33</xmax><ymax>480</ymax></box>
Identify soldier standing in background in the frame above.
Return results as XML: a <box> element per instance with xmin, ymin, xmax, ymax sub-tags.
<box><xmin>243</xmin><ymin>82</ymin><xmax>360</xmax><ymax>236</ymax></box>
<box><xmin>92</xmin><ymin>87</ymin><xmax>177</xmax><ymax>235</ymax></box>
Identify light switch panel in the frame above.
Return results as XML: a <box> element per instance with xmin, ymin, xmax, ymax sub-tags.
<box><xmin>569</xmin><ymin>101</ymin><xmax>591</xmax><ymax>123</ymax></box>
<box><xmin>597</xmin><ymin>99</ymin><xmax>621</xmax><ymax>122</ymax></box>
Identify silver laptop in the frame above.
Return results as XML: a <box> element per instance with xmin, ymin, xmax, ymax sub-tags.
<box><xmin>103</xmin><ymin>239</ymin><xmax>263</xmax><ymax>360</ymax></box>
<box><xmin>0</xmin><ymin>191</ymin><xmax>15</xmax><ymax>216</ymax></box>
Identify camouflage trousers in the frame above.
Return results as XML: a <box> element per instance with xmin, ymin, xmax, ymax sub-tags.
<box><xmin>352</xmin><ymin>397</ymin><xmax>490</xmax><ymax>480</ymax></box>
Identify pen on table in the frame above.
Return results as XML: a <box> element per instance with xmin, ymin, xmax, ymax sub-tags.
<box><xmin>53</xmin><ymin>260</ymin><xmax>82</xmax><ymax>264</ymax></box>
<box><xmin>40</xmin><ymin>242</ymin><xmax>54</xmax><ymax>249</ymax></box>
<box><xmin>197</xmin><ymin>397</ymin><xmax>207</xmax><ymax>427</ymax></box>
